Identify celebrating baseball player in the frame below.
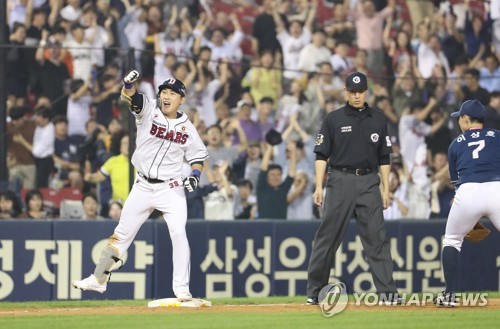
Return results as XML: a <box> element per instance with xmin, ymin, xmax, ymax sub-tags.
<box><xmin>436</xmin><ymin>99</ymin><xmax>500</xmax><ymax>307</ymax></box>
<box><xmin>72</xmin><ymin>70</ymin><xmax>208</xmax><ymax>302</ymax></box>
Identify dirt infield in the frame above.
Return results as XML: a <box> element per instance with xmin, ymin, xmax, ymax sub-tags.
<box><xmin>1</xmin><ymin>299</ymin><xmax>499</xmax><ymax>317</ymax></box>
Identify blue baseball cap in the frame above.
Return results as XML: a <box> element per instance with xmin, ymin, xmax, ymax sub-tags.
<box><xmin>451</xmin><ymin>99</ymin><xmax>485</xmax><ymax>119</ymax></box>
<box><xmin>158</xmin><ymin>78</ymin><xmax>186</xmax><ymax>97</ymax></box>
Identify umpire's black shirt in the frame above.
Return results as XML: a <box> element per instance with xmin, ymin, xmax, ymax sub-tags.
<box><xmin>314</xmin><ymin>102</ymin><xmax>392</xmax><ymax>169</ymax></box>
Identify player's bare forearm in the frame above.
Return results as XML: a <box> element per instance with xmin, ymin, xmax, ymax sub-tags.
<box><xmin>261</xmin><ymin>144</ymin><xmax>273</xmax><ymax>171</ymax></box>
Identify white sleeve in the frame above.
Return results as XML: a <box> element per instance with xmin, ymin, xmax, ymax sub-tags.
<box><xmin>228</xmin><ymin>30</ymin><xmax>244</xmax><ymax>49</ymax></box>
<box><xmin>184</xmin><ymin>123</ymin><xmax>209</xmax><ymax>164</ymax></box>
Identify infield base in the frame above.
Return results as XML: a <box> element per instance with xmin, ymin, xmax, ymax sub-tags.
<box><xmin>148</xmin><ymin>298</ymin><xmax>212</xmax><ymax>308</ymax></box>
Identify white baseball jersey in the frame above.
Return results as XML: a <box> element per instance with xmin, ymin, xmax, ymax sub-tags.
<box><xmin>131</xmin><ymin>95</ymin><xmax>208</xmax><ymax>180</ymax></box>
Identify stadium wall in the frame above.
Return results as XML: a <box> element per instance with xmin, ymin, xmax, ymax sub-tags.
<box><xmin>0</xmin><ymin>220</ymin><xmax>497</xmax><ymax>301</ymax></box>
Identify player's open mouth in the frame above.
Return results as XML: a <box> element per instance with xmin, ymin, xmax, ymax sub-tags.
<box><xmin>163</xmin><ymin>100</ymin><xmax>171</xmax><ymax>108</ymax></box>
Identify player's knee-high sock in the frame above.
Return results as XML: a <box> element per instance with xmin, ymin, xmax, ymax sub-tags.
<box><xmin>93</xmin><ymin>245</ymin><xmax>122</xmax><ymax>284</ymax></box>
<box><xmin>442</xmin><ymin>246</ymin><xmax>459</xmax><ymax>293</ymax></box>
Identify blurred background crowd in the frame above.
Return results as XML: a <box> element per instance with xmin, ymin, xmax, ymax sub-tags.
<box><xmin>1</xmin><ymin>0</ymin><xmax>500</xmax><ymax>221</ymax></box>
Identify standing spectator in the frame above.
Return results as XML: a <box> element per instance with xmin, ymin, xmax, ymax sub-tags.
<box><xmin>351</xmin><ymin>0</ymin><xmax>395</xmax><ymax>77</ymax></box>
<box><xmin>440</xmin><ymin>12</ymin><xmax>467</xmax><ymax>70</ymax></box>
<box><xmin>252</xmin><ymin>0</ymin><xmax>282</xmax><ymax>56</ymax></box>
<box><xmin>374</xmin><ymin>95</ymin><xmax>399</xmax><ymax>143</ymax></box>
<box><xmin>455</xmin><ymin>68</ymin><xmax>491</xmax><ymax>105</ymax></box>
<box><xmin>193</xmin><ymin>13</ymin><xmax>244</xmax><ymax>64</ymax></box>
<box><xmin>287</xmin><ymin>171</ymin><xmax>313</xmax><ymax>220</ymax></box>
<box><xmin>158</xmin><ymin>5</ymin><xmax>193</xmax><ymax>61</ymax></box>
<box><xmin>330</xmin><ymin>42</ymin><xmax>354</xmax><ymax>74</ymax></box>
<box><xmin>53</xmin><ymin>116</ymin><xmax>83</xmax><ymax>189</ymax></box>
<box><xmin>318</xmin><ymin>62</ymin><xmax>345</xmax><ymax>109</ymax></box>
<box><xmin>194</xmin><ymin>60</ymin><xmax>229</xmax><ymax>127</ymax></box>
<box><xmin>60</xmin><ymin>0</ymin><xmax>82</xmax><ymax>22</ymax></box>
<box><xmin>117</xmin><ymin>0</ymin><xmax>147</xmax><ymax>69</ymax></box>
<box><xmin>82</xmin><ymin>7</ymin><xmax>114</xmax><ymax>70</ymax></box>
<box><xmin>463</xmin><ymin>0</ymin><xmax>491</xmax><ymax>60</ymax></box>
<box><xmin>247</xmin><ymin>50</ymin><xmax>283</xmax><ymax>105</ymax></box>
<box><xmin>392</xmin><ymin>70</ymin><xmax>425</xmax><ymax>118</ymax></box>
<box><xmin>298</xmin><ymin>29</ymin><xmax>331</xmax><ymax>74</ymax></box>
<box><xmin>84</xmin><ymin>135</ymin><xmax>131</xmax><ymax>205</ymax></box>
<box><xmin>256</xmin><ymin>142</ymin><xmax>296</xmax><ymax>219</ymax></box>
<box><xmin>385</xmin><ymin>29</ymin><xmax>414</xmax><ymax>75</ymax></box>
<box><xmin>485</xmin><ymin>91</ymin><xmax>500</xmax><ymax>129</ymax></box>
<box><xmin>12</xmin><ymin>107</ymin><xmax>55</xmax><ymax>188</ymax></box>
<box><xmin>429</xmin><ymin>152</ymin><xmax>454</xmax><ymax>219</ymax></box>
<box><xmin>272</xmin><ymin>0</ymin><xmax>316</xmax><ymax>82</ymax></box>
<box><xmin>417</xmin><ymin>34</ymin><xmax>451</xmax><ymax>79</ymax></box>
<box><xmin>256</xmin><ymin>97</ymin><xmax>276</xmax><ymax>139</ymax></box>
<box><xmin>204</xmin><ymin>162</ymin><xmax>239</xmax><ymax>220</ymax></box>
<box><xmin>235</xmin><ymin>179</ymin><xmax>256</xmax><ymax>220</ymax></box>
<box><xmin>7</xmin><ymin>107</ymin><xmax>36</xmax><ymax>190</ymax></box>
<box><xmin>232</xmin><ymin>141</ymin><xmax>262</xmax><ymax>194</ymax></box>
<box><xmin>233</xmin><ymin>100</ymin><xmax>262</xmax><ymax>144</ymax></box>
<box><xmin>383</xmin><ymin>168</ymin><xmax>409</xmax><ymax>220</ymax></box>
<box><xmin>92</xmin><ymin>75</ymin><xmax>122</xmax><ymax>127</ymax></box>
<box><xmin>7</xmin><ymin>23</ymin><xmax>30</xmax><ymax>107</ymax></box>
<box><xmin>65</xmin><ymin>22</ymin><xmax>93</xmax><ymax>81</ymax></box>
<box><xmin>67</xmin><ymin>79</ymin><xmax>92</xmax><ymax>139</ymax></box>
<box><xmin>324</xmin><ymin>3</ymin><xmax>355</xmax><ymax>46</ymax></box>
<box><xmin>479</xmin><ymin>53</ymin><xmax>500</xmax><ymax>93</ymax></box>
<box><xmin>34</xmin><ymin>32</ymin><xmax>70</xmax><ymax>117</ymax></box>
<box><xmin>398</xmin><ymin>98</ymin><xmax>443</xmax><ymax>172</ymax></box>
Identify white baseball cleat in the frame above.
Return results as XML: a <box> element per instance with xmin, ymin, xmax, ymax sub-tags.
<box><xmin>434</xmin><ymin>291</ymin><xmax>457</xmax><ymax>307</ymax></box>
<box><xmin>176</xmin><ymin>291</ymin><xmax>193</xmax><ymax>302</ymax></box>
<box><xmin>72</xmin><ymin>274</ymin><xmax>107</xmax><ymax>293</ymax></box>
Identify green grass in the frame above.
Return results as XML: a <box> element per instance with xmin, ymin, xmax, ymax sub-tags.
<box><xmin>0</xmin><ymin>294</ymin><xmax>499</xmax><ymax>329</ymax></box>
<box><xmin>1</xmin><ymin>309</ymin><xmax>498</xmax><ymax>329</ymax></box>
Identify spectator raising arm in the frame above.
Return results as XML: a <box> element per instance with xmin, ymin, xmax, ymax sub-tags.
<box><xmin>260</xmin><ymin>143</ymin><xmax>273</xmax><ymax>172</ymax></box>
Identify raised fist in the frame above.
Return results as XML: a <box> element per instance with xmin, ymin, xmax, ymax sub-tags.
<box><xmin>183</xmin><ymin>175</ymin><xmax>200</xmax><ymax>192</ymax></box>
<box><xmin>123</xmin><ymin>70</ymin><xmax>140</xmax><ymax>85</ymax></box>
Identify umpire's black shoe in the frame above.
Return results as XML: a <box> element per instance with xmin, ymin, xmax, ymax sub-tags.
<box><xmin>306</xmin><ymin>297</ymin><xmax>319</xmax><ymax>305</ymax></box>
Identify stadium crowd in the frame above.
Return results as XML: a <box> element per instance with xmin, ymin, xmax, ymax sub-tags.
<box><xmin>1</xmin><ymin>0</ymin><xmax>500</xmax><ymax>221</ymax></box>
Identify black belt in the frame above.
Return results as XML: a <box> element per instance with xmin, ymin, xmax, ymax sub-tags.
<box><xmin>331</xmin><ymin>167</ymin><xmax>377</xmax><ymax>176</ymax></box>
<box><xmin>138</xmin><ymin>173</ymin><xmax>166</xmax><ymax>184</ymax></box>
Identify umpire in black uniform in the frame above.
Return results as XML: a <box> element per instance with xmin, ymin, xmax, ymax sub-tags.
<box><xmin>306</xmin><ymin>72</ymin><xmax>401</xmax><ymax>305</ymax></box>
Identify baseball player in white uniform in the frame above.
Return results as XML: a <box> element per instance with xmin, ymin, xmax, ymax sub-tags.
<box><xmin>72</xmin><ymin>70</ymin><xmax>208</xmax><ymax>302</ymax></box>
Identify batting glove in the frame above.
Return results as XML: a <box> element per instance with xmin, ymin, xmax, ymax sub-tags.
<box><xmin>123</xmin><ymin>70</ymin><xmax>140</xmax><ymax>89</ymax></box>
<box><xmin>183</xmin><ymin>175</ymin><xmax>200</xmax><ymax>192</ymax></box>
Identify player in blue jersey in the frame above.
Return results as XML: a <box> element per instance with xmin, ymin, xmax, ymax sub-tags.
<box><xmin>436</xmin><ymin>99</ymin><xmax>500</xmax><ymax>307</ymax></box>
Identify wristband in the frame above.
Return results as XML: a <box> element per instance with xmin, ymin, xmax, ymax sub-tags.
<box><xmin>192</xmin><ymin>169</ymin><xmax>201</xmax><ymax>177</ymax></box>
<box><xmin>124</xmin><ymin>82</ymin><xmax>134</xmax><ymax>89</ymax></box>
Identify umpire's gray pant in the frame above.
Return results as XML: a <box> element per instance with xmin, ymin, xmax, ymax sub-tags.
<box><xmin>306</xmin><ymin>170</ymin><xmax>398</xmax><ymax>297</ymax></box>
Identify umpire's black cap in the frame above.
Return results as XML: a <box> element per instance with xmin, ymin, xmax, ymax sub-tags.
<box><xmin>158</xmin><ymin>78</ymin><xmax>186</xmax><ymax>97</ymax></box>
<box><xmin>345</xmin><ymin>71</ymin><xmax>368</xmax><ymax>92</ymax></box>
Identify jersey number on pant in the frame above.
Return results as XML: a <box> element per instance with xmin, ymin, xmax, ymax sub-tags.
<box><xmin>169</xmin><ymin>180</ymin><xmax>180</xmax><ymax>189</ymax></box>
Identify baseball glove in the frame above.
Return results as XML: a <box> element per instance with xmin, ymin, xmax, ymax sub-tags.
<box><xmin>465</xmin><ymin>221</ymin><xmax>490</xmax><ymax>242</ymax></box>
